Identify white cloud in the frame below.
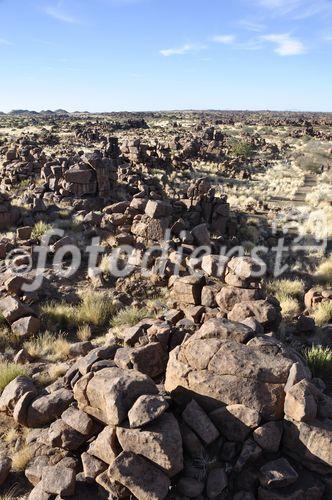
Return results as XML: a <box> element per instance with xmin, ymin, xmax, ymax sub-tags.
<box><xmin>261</xmin><ymin>34</ymin><xmax>306</xmax><ymax>55</ymax></box>
<box><xmin>43</xmin><ymin>5</ymin><xmax>80</xmax><ymax>24</ymax></box>
<box><xmin>257</xmin><ymin>0</ymin><xmax>332</xmax><ymax>19</ymax></box>
<box><xmin>160</xmin><ymin>43</ymin><xmax>206</xmax><ymax>57</ymax></box>
<box><xmin>213</xmin><ymin>35</ymin><xmax>236</xmax><ymax>44</ymax></box>
<box><xmin>0</xmin><ymin>38</ymin><xmax>12</xmax><ymax>46</ymax></box>
<box><xmin>238</xmin><ymin>20</ymin><xmax>266</xmax><ymax>32</ymax></box>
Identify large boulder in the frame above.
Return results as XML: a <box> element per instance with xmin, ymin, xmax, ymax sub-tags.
<box><xmin>193</xmin><ymin>318</ymin><xmax>254</xmax><ymax>344</ymax></box>
<box><xmin>74</xmin><ymin>367</ymin><xmax>158</xmax><ymax>425</ymax></box>
<box><xmin>283</xmin><ymin>418</ymin><xmax>332</xmax><ymax>475</ymax></box>
<box><xmin>116</xmin><ymin>413</ymin><xmax>183</xmax><ymax>477</ymax></box>
<box><xmin>228</xmin><ymin>299</ymin><xmax>281</xmax><ymax>331</ymax></box>
<box><xmin>27</xmin><ymin>389</ymin><xmax>74</xmax><ymax>428</ymax></box>
<box><xmin>0</xmin><ymin>376</ymin><xmax>37</xmax><ymax>414</ymax></box>
<box><xmin>165</xmin><ymin>328</ymin><xmax>298</xmax><ymax>420</ymax></box>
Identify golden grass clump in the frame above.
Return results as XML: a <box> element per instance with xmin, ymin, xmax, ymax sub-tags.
<box><xmin>315</xmin><ymin>257</ymin><xmax>332</xmax><ymax>285</ymax></box>
<box><xmin>41</xmin><ymin>291</ymin><xmax>117</xmax><ymax>332</ymax></box>
<box><xmin>11</xmin><ymin>445</ymin><xmax>32</xmax><ymax>471</ymax></box>
<box><xmin>267</xmin><ymin>278</ymin><xmax>305</xmax><ymax>299</ymax></box>
<box><xmin>312</xmin><ymin>301</ymin><xmax>332</xmax><ymax>326</ymax></box>
<box><xmin>40</xmin><ymin>301</ymin><xmax>76</xmax><ymax>331</ymax></box>
<box><xmin>24</xmin><ymin>332</ymin><xmax>70</xmax><ymax>362</ymax></box>
<box><xmin>110</xmin><ymin>306</ymin><xmax>149</xmax><ymax>328</ymax></box>
<box><xmin>276</xmin><ymin>293</ymin><xmax>301</xmax><ymax>317</ymax></box>
<box><xmin>31</xmin><ymin>221</ymin><xmax>52</xmax><ymax>241</ymax></box>
<box><xmin>77</xmin><ymin>324</ymin><xmax>92</xmax><ymax>342</ymax></box>
<box><xmin>76</xmin><ymin>290</ymin><xmax>116</xmax><ymax>327</ymax></box>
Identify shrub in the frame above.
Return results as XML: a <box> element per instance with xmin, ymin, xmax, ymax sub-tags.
<box><xmin>230</xmin><ymin>140</ymin><xmax>253</xmax><ymax>158</ymax></box>
<box><xmin>0</xmin><ymin>363</ymin><xmax>28</xmax><ymax>392</ymax></box>
<box><xmin>312</xmin><ymin>301</ymin><xmax>332</xmax><ymax>326</ymax></box>
<box><xmin>305</xmin><ymin>346</ymin><xmax>332</xmax><ymax>389</ymax></box>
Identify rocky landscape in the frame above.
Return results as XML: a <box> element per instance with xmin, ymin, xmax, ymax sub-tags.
<box><xmin>0</xmin><ymin>110</ymin><xmax>331</xmax><ymax>499</ymax></box>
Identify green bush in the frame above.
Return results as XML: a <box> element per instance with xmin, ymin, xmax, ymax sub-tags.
<box><xmin>230</xmin><ymin>140</ymin><xmax>254</xmax><ymax>158</ymax></box>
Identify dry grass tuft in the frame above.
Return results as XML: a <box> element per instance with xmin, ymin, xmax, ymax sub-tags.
<box><xmin>0</xmin><ymin>363</ymin><xmax>28</xmax><ymax>392</ymax></box>
<box><xmin>24</xmin><ymin>332</ymin><xmax>70</xmax><ymax>362</ymax></box>
<box><xmin>315</xmin><ymin>257</ymin><xmax>332</xmax><ymax>285</ymax></box>
<box><xmin>41</xmin><ymin>291</ymin><xmax>117</xmax><ymax>332</ymax></box>
<box><xmin>276</xmin><ymin>293</ymin><xmax>301</xmax><ymax>317</ymax></box>
<box><xmin>11</xmin><ymin>445</ymin><xmax>32</xmax><ymax>471</ymax></box>
<box><xmin>77</xmin><ymin>324</ymin><xmax>92</xmax><ymax>342</ymax></box>
<box><xmin>76</xmin><ymin>290</ymin><xmax>116</xmax><ymax>327</ymax></box>
<box><xmin>305</xmin><ymin>346</ymin><xmax>332</xmax><ymax>389</ymax></box>
<box><xmin>267</xmin><ymin>278</ymin><xmax>305</xmax><ymax>299</ymax></box>
<box><xmin>2</xmin><ymin>427</ymin><xmax>19</xmax><ymax>444</ymax></box>
<box><xmin>40</xmin><ymin>301</ymin><xmax>76</xmax><ymax>331</ymax></box>
<box><xmin>312</xmin><ymin>301</ymin><xmax>332</xmax><ymax>326</ymax></box>
<box><xmin>31</xmin><ymin>221</ymin><xmax>52</xmax><ymax>241</ymax></box>
<box><xmin>110</xmin><ymin>306</ymin><xmax>150</xmax><ymax>328</ymax></box>
<box><xmin>0</xmin><ymin>485</ymin><xmax>23</xmax><ymax>499</ymax></box>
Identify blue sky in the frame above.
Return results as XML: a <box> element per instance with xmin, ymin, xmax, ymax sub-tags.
<box><xmin>0</xmin><ymin>0</ymin><xmax>331</xmax><ymax>112</ymax></box>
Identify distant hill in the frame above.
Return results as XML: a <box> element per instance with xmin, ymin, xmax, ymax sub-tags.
<box><xmin>9</xmin><ymin>109</ymin><xmax>39</xmax><ymax>115</ymax></box>
<box><xmin>8</xmin><ymin>109</ymin><xmax>69</xmax><ymax>116</ymax></box>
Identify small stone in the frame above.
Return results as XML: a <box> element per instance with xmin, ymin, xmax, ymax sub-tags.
<box><xmin>177</xmin><ymin>477</ymin><xmax>205</xmax><ymax>497</ymax></box>
<box><xmin>88</xmin><ymin>426</ymin><xmax>119</xmax><ymax>465</ymax></box>
<box><xmin>210</xmin><ymin>404</ymin><xmax>261</xmax><ymax>442</ymax></box>
<box><xmin>253</xmin><ymin>421</ymin><xmax>283</xmax><ymax>452</ymax></box>
<box><xmin>206</xmin><ymin>467</ymin><xmax>228</xmax><ymax>498</ymax></box>
<box><xmin>108</xmin><ymin>451</ymin><xmax>170</xmax><ymax>500</ymax></box>
<box><xmin>11</xmin><ymin>316</ymin><xmax>40</xmax><ymax>337</ymax></box>
<box><xmin>182</xmin><ymin>399</ymin><xmax>219</xmax><ymax>445</ymax></box>
<box><xmin>259</xmin><ymin>458</ymin><xmax>298</xmax><ymax>488</ymax></box>
<box><xmin>284</xmin><ymin>379</ymin><xmax>317</xmax><ymax>422</ymax></box>
<box><xmin>42</xmin><ymin>465</ymin><xmax>76</xmax><ymax>496</ymax></box>
<box><xmin>128</xmin><ymin>394</ymin><xmax>169</xmax><ymax>428</ymax></box>
<box><xmin>81</xmin><ymin>452</ymin><xmax>107</xmax><ymax>482</ymax></box>
<box><xmin>62</xmin><ymin>406</ymin><xmax>94</xmax><ymax>436</ymax></box>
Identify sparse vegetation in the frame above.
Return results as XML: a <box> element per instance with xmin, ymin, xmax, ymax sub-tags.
<box><xmin>277</xmin><ymin>293</ymin><xmax>301</xmax><ymax>317</ymax></box>
<box><xmin>266</xmin><ymin>279</ymin><xmax>304</xmax><ymax>318</ymax></box>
